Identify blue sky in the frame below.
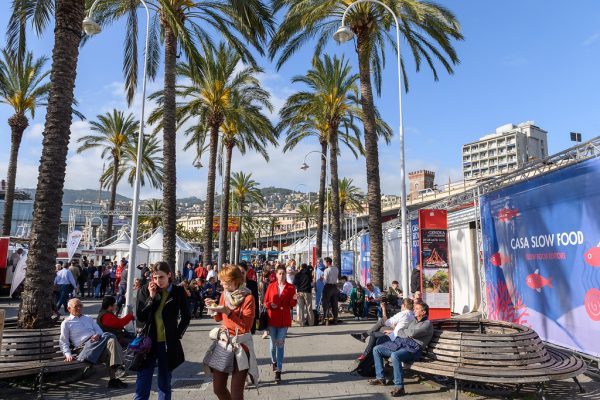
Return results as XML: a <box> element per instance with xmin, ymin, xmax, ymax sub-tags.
<box><xmin>0</xmin><ymin>1</ymin><xmax>599</xmax><ymax>200</ymax></box>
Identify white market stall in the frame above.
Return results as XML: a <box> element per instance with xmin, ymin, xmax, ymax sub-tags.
<box><xmin>140</xmin><ymin>227</ymin><xmax>199</xmax><ymax>273</ymax></box>
<box><xmin>97</xmin><ymin>231</ymin><xmax>150</xmax><ymax>275</ymax></box>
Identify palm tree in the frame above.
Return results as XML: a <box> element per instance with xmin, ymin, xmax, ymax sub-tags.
<box><xmin>150</xmin><ymin>43</ymin><xmax>270</xmax><ymax>266</ymax></box>
<box><xmin>0</xmin><ymin>49</ymin><xmax>50</xmax><ymax>236</ymax></box>
<box><xmin>270</xmin><ymin>0</ymin><xmax>463</xmax><ymax>288</ymax></box>
<box><xmin>77</xmin><ymin>110</ymin><xmax>139</xmax><ymax>239</ymax></box>
<box><xmin>280</xmin><ymin>54</ymin><xmax>361</xmax><ymax>273</ymax></box>
<box><xmin>216</xmin><ymin>92</ymin><xmax>276</xmax><ymax>266</ymax></box>
<box><xmin>12</xmin><ymin>0</ymin><xmax>86</xmax><ymax>328</ymax></box>
<box><xmin>267</xmin><ymin>216</ymin><xmax>279</xmax><ymax>250</ymax></box>
<box><xmin>97</xmin><ymin>0</ymin><xmax>275</xmax><ymax>271</ymax></box>
<box><xmin>278</xmin><ymin>102</ymin><xmax>362</xmax><ymax>263</ymax></box>
<box><xmin>139</xmin><ymin>199</ymin><xmax>163</xmax><ymax>231</ymax></box>
<box><xmin>230</xmin><ymin>172</ymin><xmax>263</xmax><ymax>262</ymax></box>
<box><xmin>338</xmin><ymin>177</ymin><xmax>364</xmax><ymax>217</ymax></box>
<box><xmin>99</xmin><ymin>132</ymin><xmax>164</xmax><ymax>191</ymax></box>
<box><xmin>296</xmin><ymin>202</ymin><xmax>317</xmax><ymax>239</ymax></box>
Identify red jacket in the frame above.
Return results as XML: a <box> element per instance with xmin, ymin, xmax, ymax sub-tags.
<box><xmin>195</xmin><ymin>266</ymin><xmax>207</xmax><ymax>280</ymax></box>
<box><xmin>263</xmin><ymin>281</ymin><xmax>297</xmax><ymax>328</ymax></box>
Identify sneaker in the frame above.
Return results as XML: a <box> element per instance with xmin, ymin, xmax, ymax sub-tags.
<box><xmin>350</xmin><ymin>333</ymin><xmax>366</xmax><ymax>343</ymax></box>
<box><xmin>107</xmin><ymin>378</ymin><xmax>127</xmax><ymax>389</ymax></box>
<box><xmin>354</xmin><ymin>316</ymin><xmax>359</xmax><ymax>321</ymax></box>
<box><xmin>390</xmin><ymin>388</ymin><xmax>406</xmax><ymax>397</ymax></box>
<box><xmin>357</xmin><ymin>354</ymin><xmax>366</xmax><ymax>362</ymax></box>
<box><xmin>368</xmin><ymin>378</ymin><xmax>387</xmax><ymax>386</ymax></box>
<box><xmin>275</xmin><ymin>371</ymin><xmax>281</xmax><ymax>383</ymax></box>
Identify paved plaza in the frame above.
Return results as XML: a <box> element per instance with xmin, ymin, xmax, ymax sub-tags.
<box><xmin>1</xmin><ymin>298</ymin><xmax>598</xmax><ymax>400</ymax></box>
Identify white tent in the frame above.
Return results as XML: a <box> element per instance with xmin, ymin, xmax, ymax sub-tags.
<box><xmin>140</xmin><ymin>227</ymin><xmax>199</xmax><ymax>273</ymax></box>
<box><xmin>98</xmin><ymin>231</ymin><xmax>150</xmax><ymax>270</ymax></box>
<box><xmin>282</xmin><ymin>231</ymin><xmax>333</xmax><ymax>264</ymax></box>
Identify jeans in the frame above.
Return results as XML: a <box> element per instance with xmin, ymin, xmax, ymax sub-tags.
<box><xmin>135</xmin><ymin>342</ymin><xmax>172</xmax><ymax>400</ymax></box>
<box><xmin>268</xmin><ymin>326</ymin><xmax>288</xmax><ymax>371</ymax></box>
<box><xmin>373</xmin><ymin>345</ymin><xmax>421</xmax><ymax>388</ymax></box>
<box><xmin>94</xmin><ymin>283</ymin><xmax>101</xmax><ymax>298</ymax></box>
<box><xmin>315</xmin><ymin>280</ymin><xmax>324</xmax><ymax>312</ymax></box>
<box><xmin>56</xmin><ymin>284</ymin><xmax>71</xmax><ymax>312</ymax></box>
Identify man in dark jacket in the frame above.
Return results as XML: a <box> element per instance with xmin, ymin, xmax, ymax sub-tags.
<box><xmin>294</xmin><ymin>263</ymin><xmax>314</xmax><ymax>326</ymax></box>
<box><xmin>368</xmin><ymin>302</ymin><xmax>433</xmax><ymax>397</ymax></box>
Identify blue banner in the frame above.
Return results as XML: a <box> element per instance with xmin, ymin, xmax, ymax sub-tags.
<box><xmin>360</xmin><ymin>234</ymin><xmax>371</xmax><ymax>286</ymax></box>
<box><xmin>411</xmin><ymin>219</ymin><xmax>420</xmax><ymax>271</ymax></box>
<box><xmin>341</xmin><ymin>251</ymin><xmax>354</xmax><ymax>277</ymax></box>
<box><xmin>481</xmin><ymin>158</ymin><xmax>600</xmax><ymax>357</ymax></box>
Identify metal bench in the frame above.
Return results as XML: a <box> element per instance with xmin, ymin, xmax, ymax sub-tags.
<box><xmin>405</xmin><ymin>319</ymin><xmax>587</xmax><ymax>400</ymax></box>
<box><xmin>0</xmin><ymin>318</ymin><xmax>87</xmax><ymax>399</ymax></box>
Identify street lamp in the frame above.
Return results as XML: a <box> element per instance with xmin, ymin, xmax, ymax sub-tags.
<box><xmin>334</xmin><ymin>0</ymin><xmax>410</xmax><ymax>296</ymax></box>
<box><xmin>301</xmin><ymin>150</ymin><xmax>330</xmax><ymax>263</ymax></box>
<box><xmin>84</xmin><ymin>0</ymin><xmax>151</xmax><ymax>317</ymax></box>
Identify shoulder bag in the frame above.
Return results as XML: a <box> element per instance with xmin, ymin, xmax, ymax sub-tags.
<box><xmin>126</xmin><ymin>323</ymin><xmax>152</xmax><ymax>371</ymax></box>
<box><xmin>203</xmin><ymin>327</ymin><xmax>236</xmax><ymax>373</ymax></box>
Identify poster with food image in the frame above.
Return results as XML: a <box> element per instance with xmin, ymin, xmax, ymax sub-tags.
<box><xmin>423</xmin><ymin>268</ymin><xmax>450</xmax><ymax>308</ymax></box>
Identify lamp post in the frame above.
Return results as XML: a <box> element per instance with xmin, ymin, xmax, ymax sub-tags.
<box><xmin>84</xmin><ymin>0</ymin><xmax>151</xmax><ymax>316</ymax></box>
<box><xmin>301</xmin><ymin>150</ymin><xmax>330</xmax><ymax>264</ymax></box>
<box><xmin>333</xmin><ymin>0</ymin><xmax>410</xmax><ymax>296</ymax></box>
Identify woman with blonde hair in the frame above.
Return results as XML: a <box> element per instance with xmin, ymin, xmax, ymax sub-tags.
<box><xmin>205</xmin><ymin>265</ymin><xmax>258</xmax><ymax>399</ymax></box>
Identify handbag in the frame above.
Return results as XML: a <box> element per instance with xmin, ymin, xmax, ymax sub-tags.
<box><xmin>203</xmin><ymin>328</ymin><xmax>235</xmax><ymax>373</ymax></box>
<box><xmin>126</xmin><ymin>324</ymin><xmax>152</xmax><ymax>372</ymax></box>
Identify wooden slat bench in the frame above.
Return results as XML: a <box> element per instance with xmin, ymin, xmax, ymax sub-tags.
<box><xmin>0</xmin><ymin>318</ymin><xmax>87</xmax><ymax>399</ymax></box>
<box><xmin>403</xmin><ymin>319</ymin><xmax>587</xmax><ymax>400</ymax></box>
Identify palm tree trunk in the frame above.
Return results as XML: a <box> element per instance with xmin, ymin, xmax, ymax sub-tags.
<box><xmin>203</xmin><ymin>124</ymin><xmax>220</xmax><ymax>266</ymax></box>
<box><xmin>18</xmin><ymin>0</ymin><xmax>84</xmax><ymax>329</ymax></box>
<box><xmin>328</xmin><ymin>127</ymin><xmax>342</xmax><ymax>276</ymax></box>
<box><xmin>218</xmin><ymin>145</ymin><xmax>233</xmax><ymax>267</ymax></box>
<box><xmin>2</xmin><ymin>113</ymin><xmax>28</xmax><ymax>236</ymax></box>
<box><xmin>357</xmin><ymin>30</ymin><xmax>384</xmax><ymax>289</ymax></box>
<box><xmin>106</xmin><ymin>157</ymin><xmax>119</xmax><ymax>239</ymax></box>
<box><xmin>161</xmin><ymin>23</ymin><xmax>178</xmax><ymax>270</ymax></box>
<box><xmin>315</xmin><ymin>141</ymin><xmax>327</xmax><ymax>259</ymax></box>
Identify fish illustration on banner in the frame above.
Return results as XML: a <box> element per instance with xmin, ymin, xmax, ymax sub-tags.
<box><xmin>526</xmin><ymin>269</ymin><xmax>553</xmax><ymax>292</ymax></box>
<box><xmin>497</xmin><ymin>207</ymin><xmax>520</xmax><ymax>223</ymax></box>
<box><xmin>584</xmin><ymin>246</ymin><xmax>600</xmax><ymax>267</ymax></box>
<box><xmin>490</xmin><ymin>251</ymin><xmax>511</xmax><ymax>267</ymax></box>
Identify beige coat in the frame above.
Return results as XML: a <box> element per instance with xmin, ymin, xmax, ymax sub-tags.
<box><xmin>205</xmin><ymin>328</ymin><xmax>260</xmax><ymax>388</ymax></box>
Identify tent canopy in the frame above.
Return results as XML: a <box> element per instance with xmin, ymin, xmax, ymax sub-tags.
<box><xmin>140</xmin><ymin>227</ymin><xmax>199</xmax><ymax>272</ymax></box>
<box><xmin>98</xmin><ymin>230</ymin><xmax>150</xmax><ymax>267</ymax></box>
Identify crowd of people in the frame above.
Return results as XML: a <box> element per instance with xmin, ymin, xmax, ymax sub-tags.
<box><xmin>52</xmin><ymin>255</ymin><xmax>430</xmax><ymax>399</ymax></box>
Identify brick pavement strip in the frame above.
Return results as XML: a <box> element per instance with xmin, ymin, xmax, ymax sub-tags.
<box><xmin>0</xmin><ymin>300</ymin><xmax>597</xmax><ymax>400</ymax></box>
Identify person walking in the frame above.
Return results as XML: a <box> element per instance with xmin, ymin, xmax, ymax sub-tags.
<box><xmin>205</xmin><ymin>265</ymin><xmax>258</xmax><ymax>399</ymax></box>
<box><xmin>55</xmin><ymin>264</ymin><xmax>77</xmax><ymax>314</ymax></box>
<box><xmin>263</xmin><ymin>265</ymin><xmax>297</xmax><ymax>383</ymax></box>
<box><xmin>294</xmin><ymin>263</ymin><xmax>314</xmax><ymax>326</ymax></box>
<box><xmin>134</xmin><ymin>262</ymin><xmax>191</xmax><ymax>400</ymax></box>
<box><xmin>321</xmin><ymin>257</ymin><xmax>340</xmax><ymax>325</ymax></box>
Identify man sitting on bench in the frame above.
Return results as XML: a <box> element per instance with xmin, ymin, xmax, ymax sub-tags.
<box><xmin>351</xmin><ymin>298</ymin><xmax>415</xmax><ymax>361</ymax></box>
<box><xmin>368</xmin><ymin>302</ymin><xmax>433</xmax><ymax>397</ymax></box>
<box><xmin>363</xmin><ymin>282</ymin><xmax>382</xmax><ymax>318</ymax></box>
<box><xmin>59</xmin><ymin>298</ymin><xmax>127</xmax><ymax>389</ymax></box>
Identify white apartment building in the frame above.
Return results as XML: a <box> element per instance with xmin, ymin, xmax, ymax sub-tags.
<box><xmin>177</xmin><ymin>215</ymin><xmax>205</xmax><ymax>231</ymax></box>
<box><xmin>462</xmin><ymin>121</ymin><xmax>548</xmax><ymax>181</ymax></box>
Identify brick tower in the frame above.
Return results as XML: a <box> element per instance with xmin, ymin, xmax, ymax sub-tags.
<box><xmin>408</xmin><ymin>170</ymin><xmax>435</xmax><ymax>200</ymax></box>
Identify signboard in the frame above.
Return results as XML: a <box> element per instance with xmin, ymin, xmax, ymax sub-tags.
<box><xmin>481</xmin><ymin>158</ymin><xmax>600</xmax><ymax>357</ymax></box>
<box><xmin>212</xmin><ymin>217</ymin><xmax>240</xmax><ymax>232</ymax></box>
<box><xmin>360</xmin><ymin>233</ymin><xmax>371</xmax><ymax>286</ymax></box>
<box><xmin>341</xmin><ymin>251</ymin><xmax>354</xmax><ymax>277</ymax></box>
<box><xmin>419</xmin><ymin>209</ymin><xmax>451</xmax><ymax>319</ymax></box>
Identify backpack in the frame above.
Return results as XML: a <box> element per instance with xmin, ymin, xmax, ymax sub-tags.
<box><xmin>354</xmin><ymin>351</ymin><xmax>376</xmax><ymax>377</ymax></box>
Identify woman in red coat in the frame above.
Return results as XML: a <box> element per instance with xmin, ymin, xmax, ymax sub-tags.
<box><xmin>263</xmin><ymin>265</ymin><xmax>297</xmax><ymax>383</ymax></box>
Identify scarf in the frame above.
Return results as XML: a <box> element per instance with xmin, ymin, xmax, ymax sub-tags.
<box><xmin>224</xmin><ymin>285</ymin><xmax>252</xmax><ymax>309</ymax></box>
